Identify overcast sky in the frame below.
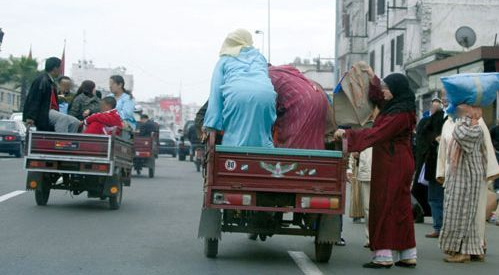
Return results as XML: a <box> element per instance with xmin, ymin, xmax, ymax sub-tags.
<box><xmin>0</xmin><ymin>0</ymin><xmax>336</xmax><ymax>104</ymax></box>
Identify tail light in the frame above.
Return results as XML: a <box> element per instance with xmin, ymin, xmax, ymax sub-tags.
<box><xmin>4</xmin><ymin>135</ymin><xmax>16</xmax><ymax>141</ymax></box>
<box><xmin>135</xmin><ymin>151</ymin><xmax>151</xmax><ymax>157</ymax></box>
<box><xmin>213</xmin><ymin>192</ymin><xmax>252</xmax><ymax>206</ymax></box>
<box><xmin>27</xmin><ymin>160</ymin><xmax>55</xmax><ymax>169</ymax></box>
<box><xmin>301</xmin><ymin>196</ymin><xmax>340</xmax><ymax>210</ymax></box>
<box><xmin>92</xmin><ymin>164</ymin><xmax>109</xmax><ymax>172</ymax></box>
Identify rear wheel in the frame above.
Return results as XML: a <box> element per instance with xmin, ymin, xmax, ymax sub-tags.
<box><xmin>179</xmin><ymin>154</ymin><xmax>186</xmax><ymax>161</ymax></box>
<box><xmin>136</xmin><ymin>168</ymin><xmax>141</xmax><ymax>175</ymax></box>
<box><xmin>204</xmin><ymin>238</ymin><xmax>218</xmax><ymax>258</ymax></box>
<box><xmin>35</xmin><ymin>179</ymin><xmax>50</xmax><ymax>206</ymax></box>
<box><xmin>314</xmin><ymin>239</ymin><xmax>333</xmax><ymax>263</ymax></box>
<box><xmin>109</xmin><ymin>182</ymin><xmax>123</xmax><ymax>210</ymax></box>
<box><xmin>148</xmin><ymin>167</ymin><xmax>155</xmax><ymax>178</ymax></box>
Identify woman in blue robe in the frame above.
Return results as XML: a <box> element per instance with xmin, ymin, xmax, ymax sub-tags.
<box><xmin>203</xmin><ymin>29</ymin><xmax>276</xmax><ymax>147</ymax></box>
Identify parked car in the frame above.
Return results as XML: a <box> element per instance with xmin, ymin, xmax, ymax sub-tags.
<box><xmin>159</xmin><ymin>130</ymin><xmax>177</xmax><ymax>157</ymax></box>
<box><xmin>0</xmin><ymin>120</ymin><xmax>26</xmax><ymax>157</ymax></box>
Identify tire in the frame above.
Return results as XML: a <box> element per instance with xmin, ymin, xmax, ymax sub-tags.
<box><xmin>109</xmin><ymin>182</ymin><xmax>123</xmax><ymax>210</ymax></box>
<box><xmin>315</xmin><ymin>240</ymin><xmax>333</xmax><ymax>263</ymax></box>
<box><xmin>35</xmin><ymin>180</ymin><xmax>50</xmax><ymax>206</ymax></box>
<box><xmin>15</xmin><ymin>143</ymin><xmax>23</xmax><ymax>158</ymax></box>
<box><xmin>148</xmin><ymin>167</ymin><xmax>154</xmax><ymax>178</ymax></box>
<box><xmin>204</xmin><ymin>238</ymin><xmax>218</xmax><ymax>258</ymax></box>
<box><xmin>136</xmin><ymin>169</ymin><xmax>141</xmax><ymax>175</ymax></box>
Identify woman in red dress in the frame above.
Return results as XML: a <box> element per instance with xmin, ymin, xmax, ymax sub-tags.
<box><xmin>335</xmin><ymin>73</ymin><xmax>417</xmax><ymax>268</ymax></box>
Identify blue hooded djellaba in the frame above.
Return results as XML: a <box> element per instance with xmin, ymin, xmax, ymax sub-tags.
<box><xmin>204</xmin><ymin>29</ymin><xmax>277</xmax><ymax>147</ymax></box>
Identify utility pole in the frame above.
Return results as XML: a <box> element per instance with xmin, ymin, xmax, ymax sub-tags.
<box><xmin>267</xmin><ymin>0</ymin><xmax>271</xmax><ymax>63</ymax></box>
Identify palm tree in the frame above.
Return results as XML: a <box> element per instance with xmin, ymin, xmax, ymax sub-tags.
<box><xmin>0</xmin><ymin>55</ymin><xmax>39</xmax><ymax>110</ymax></box>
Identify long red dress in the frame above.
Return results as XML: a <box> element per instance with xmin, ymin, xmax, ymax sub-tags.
<box><xmin>345</xmin><ymin>111</ymin><xmax>416</xmax><ymax>251</ymax></box>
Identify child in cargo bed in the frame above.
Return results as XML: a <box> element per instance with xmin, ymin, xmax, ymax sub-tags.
<box><xmin>83</xmin><ymin>97</ymin><xmax>123</xmax><ymax>135</ymax></box>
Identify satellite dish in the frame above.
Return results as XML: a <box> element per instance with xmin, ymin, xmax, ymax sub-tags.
<box><xmin>455</xmin><ymin>26</ymin><xmax>476</xmax><ymax>48</ymax></box>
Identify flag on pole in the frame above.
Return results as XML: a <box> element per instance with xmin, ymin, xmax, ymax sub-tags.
<box><xmin>28</xmin><ymin>44</ymin><xmax>32</xmax><ymax>60</ymax></box>
<box><xmin>60</xmin><ymin>40</ymin><xmax>66</xmax><ymax>75</ymax></box>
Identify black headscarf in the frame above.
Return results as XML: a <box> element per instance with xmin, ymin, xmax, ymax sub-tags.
<box><xmin>380</xmin><ymin>73</ymin><xmax>416</xmax><ymax>115</ymax></box>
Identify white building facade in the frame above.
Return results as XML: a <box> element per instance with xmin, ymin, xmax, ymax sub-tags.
<box><xmin>70</xmin><ymin>60</ymin><xmax>134</xmax><ymax>95</ymax></box>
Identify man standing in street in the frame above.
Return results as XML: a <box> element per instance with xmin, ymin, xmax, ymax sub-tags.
<box><xmin>23</xmin><ymin>57</ymin><xmax>81</xmax><ymax>132</ymax></box>
<box><xmin>423</xmin><ymin>98</ymin><xmax>447</xmax><ymax>238</ymax></box>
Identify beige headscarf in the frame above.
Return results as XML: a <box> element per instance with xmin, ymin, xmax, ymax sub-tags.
<box><xmin>219</xmin><ymin>29</ymin><xmax>254</xmax><ymax>57</ymax></box>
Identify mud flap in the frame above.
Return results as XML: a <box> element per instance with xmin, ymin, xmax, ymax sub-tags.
<box><xmin>316</xmin><ymin>214</ymin><xmax>341</xmax><ymax>244</ymax></box>
<box><xmin>102</xmin><ymin>175</ymin><xmax>119</xmax><ymax>197</ymax></box>
<box><xmin>26</xmin><ymin>171</ymin><xmax>43</xmax><ymax>190</ymax></box>
<box><xmin>198</xmin><ymin>208</ymin><xmax>222</xmax><ymax>240</ymax></box>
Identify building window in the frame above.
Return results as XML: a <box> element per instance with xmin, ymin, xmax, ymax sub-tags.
<box><xmin>378</xmin><ymin>0</ymin><xmax>386</xmax><ymax>15</ymax></box>
<box><xmin>7</xmin><ymin>94</ymin><xmax>12</xmax><ymax>105</ymax></box>
<box><xmin>396</xmin><ymin>34</ymin><xmax>404</xmax><ymax>65</ymax></box>
<box><xmin>343</xmin><ymin>13</ymin><xmax>350</xmax><ymax>36</ymax></box>
<box><xmin>368</xmin><ymin>0</ymin><xmax>376</xmax><ymax>21</ymax></box>
<box><xmin>390</xmin><ymin>39</ymin><xmax>395</xmax><ymax>71</ymax></box>
<box><xmin>370</xmin><ymin>50</ymin><xmax>376</xmax><ymax>71</ymax></box>
<box><xmin>380</xmin><ymin>45</ymin><xmax>385</xmax><ymax>78</ymax></box>
<box><xmin>0</xmin><ymin>92</ymin><xmax>3</xmax><ymax>102</ymax></box>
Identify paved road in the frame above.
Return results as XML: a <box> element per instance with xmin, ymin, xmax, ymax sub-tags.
<box><xmin>0</xmin><ymin>154</ymin><xmax>498</xmax><ymax>274</ymax></box>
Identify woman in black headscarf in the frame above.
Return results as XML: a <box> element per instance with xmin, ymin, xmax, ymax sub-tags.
<box><xmin>335</xmin><ymin>73</ymin><xmax>418</xmax><ymax>268</ymax></box>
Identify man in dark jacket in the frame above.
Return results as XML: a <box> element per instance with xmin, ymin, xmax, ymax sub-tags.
<box><xmin>424</xmin><ymin>105</ymin><xmax>447</xmax><ymax>238</ymax></box>
<box><xmin>23</xmin><ymin>57</ymin><xmax>80</xmax><ymax>132</ymax></box>
<box><xmin>138</xmin><ymin>114</ymin><xmax>158</xmax><ymax>137</ymax></box>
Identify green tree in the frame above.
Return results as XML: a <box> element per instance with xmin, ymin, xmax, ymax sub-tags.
<box><xmin>0</xmin><ymin>55</ymin><xmax>39</xmax><ymax>110</ymax></box>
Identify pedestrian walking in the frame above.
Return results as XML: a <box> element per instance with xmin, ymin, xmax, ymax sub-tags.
<box><xmin>334</xmin><ymin>73</ymin><xmax>417</xmax><ymax>268</ymax></box>
<box><xmin>436</xmin><ymin>105</ymin><xmax>488</xmax><ymax>263</ymax></box>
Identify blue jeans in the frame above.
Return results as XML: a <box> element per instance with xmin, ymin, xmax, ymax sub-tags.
<box><xmin>428</xmin><ymin>180</ymin><xmax>444</xmax><ymax>232</ymax></box>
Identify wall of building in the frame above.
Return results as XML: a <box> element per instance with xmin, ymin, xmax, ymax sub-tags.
<box><xmin>70</xmin><ymin>60</ymin><xmax>134</xmax><ymax>94</ymax></box>
<box><xmin>336</xmin><ymin>0</ymin><xmax>499</xmax><ymax>116</ymax></box>
<box><xmin>0</xmin><ymin>84</ymin><xmax>21</xmax><ymax>119</ymax></box>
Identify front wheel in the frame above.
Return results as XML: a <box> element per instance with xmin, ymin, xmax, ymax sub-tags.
<box><xmin>35</xmin><ymin>180</ymin><xmax>50</xmax><ymax>206</ymax></box>
<box><xmin>204</xmin><ymin>238</ymin><xmax>218</xmax><ymax>258</ymax></box>
<box><xmin>109</xmin><ymin>182</ymin><xmax>123</xmax><ymax>210</ymax></box>
<box><xmin>315</xmin><ymin>240</ymin><xmax>333</xmax><ymax>263</ymax></box>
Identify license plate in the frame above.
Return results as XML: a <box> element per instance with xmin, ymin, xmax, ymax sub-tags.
<box><xmin>55</xmin><ymin>141</ymin><xmax>80</xmax><ymax>150</ymax></box>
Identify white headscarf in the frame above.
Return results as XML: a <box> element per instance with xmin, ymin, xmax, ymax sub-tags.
<box><xmin>219</xmin><ymin>29</ymin><xmax>254</xmax><ymax>57</ymax></box>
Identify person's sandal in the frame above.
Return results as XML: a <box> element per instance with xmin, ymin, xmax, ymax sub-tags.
<box><xmin>395</xmin><ymin>259</ymin><xmax>417</xmax><ymax>268</ymax></box>
<box><xmin>471</xmin><ymin>255</ymin><xmax>485</xmax><ymax>262</ymax></box>
<box><xmin>335</xmin><ymin>238</ymin><xmax>346</xmax><ymax>246</ymax></box>
<box><xmin>362</xmin><ymin>262</ymin><xmax>393</xmax><ymax>269</ymax></box>
<box><xmin>444</xmin><ymin>254</ymin><xmax>470</xmax><ymax>263</ymax></box>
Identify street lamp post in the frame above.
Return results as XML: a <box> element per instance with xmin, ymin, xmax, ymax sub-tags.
<box><xmin>267</xmin><ymin>0</ymin><xmax>271</xmax><ymax>63</ymax></box>
<box><xmin>255</xmin><ymin>30</ymin><xmax>265</xmax><ymax>59</ymax></box>
<box><xmin>0</xmin><ymin>28</ymin><xmax>5</xmax><ymax>52</ymax></box>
